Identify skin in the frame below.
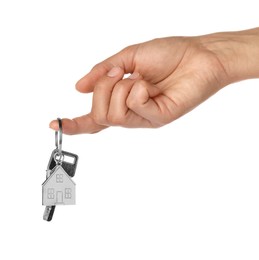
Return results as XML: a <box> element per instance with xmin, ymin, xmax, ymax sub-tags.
<box><xmin>49</xmin><ymin>28</ymin><xmax>259</xmax><ymax>134</ymax></box>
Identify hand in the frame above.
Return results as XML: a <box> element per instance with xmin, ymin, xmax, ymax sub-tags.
<box><xmin>49</xmin><ymin>28</ymin><xmax>259</xmax><ymax>134</ymax></box>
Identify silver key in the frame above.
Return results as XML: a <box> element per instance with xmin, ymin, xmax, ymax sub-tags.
<box><xmin>42</xmin><ymin>152</ymin><xmax>57</xmax><ymax>222</ymax></box>
<box><xmin>42</xmin><ymin>118</ymin><xmax>78</xmax><ymax>221</ymax></box>
<box><xmin>43</xmin><ymin>205</ymin><xmax>55</xmax><ymax>221</ymax></box>
<box><xmin>47</xmin><ymin>149</ymin><xmax>79</xmax><ymax>178</ymax></box>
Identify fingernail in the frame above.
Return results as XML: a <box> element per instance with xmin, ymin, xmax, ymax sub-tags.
<box><xmin>128</xmin><ymin>72</ymin><xmax>140</xmax><ymax>80</ymax></box>
<box><xmin>107</xmin><ymin>67</ymin><xmax>122</xmax><ymax>77</ymax></box>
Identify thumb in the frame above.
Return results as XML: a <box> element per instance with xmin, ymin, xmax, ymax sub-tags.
<box><xmin>76</xmin><ymin>45</ymin><xmax>137</xmax><ymax>93</ymax></box>
<box><xmin>49</xmin><ymin>114</ymin><xmax>107</xmax><ymax>135</ymax></box>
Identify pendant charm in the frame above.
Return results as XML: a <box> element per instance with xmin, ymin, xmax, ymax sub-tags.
<box><xmin>42</xmin><ymin>118</ymin><xmax>79</xmax><ymax>221</ymax></box>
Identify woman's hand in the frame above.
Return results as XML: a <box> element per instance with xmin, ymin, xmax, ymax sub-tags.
<box><xmin>50</xmin><ymin>28</ymin><xmax>259</xmax><ymax>134</ymax></box>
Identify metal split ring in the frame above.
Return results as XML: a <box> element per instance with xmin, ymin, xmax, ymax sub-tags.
<box><xmin>55</xmin><ymin>118</ymin><xmax>63</xmax><ymax>155</ymax></box>
<box><xmin>54</xmin><ymin>151</ymin><xmax>64</xmax><ymax>165</ymax></box>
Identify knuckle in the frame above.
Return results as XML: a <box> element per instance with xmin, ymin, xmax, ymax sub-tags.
<box><xmin>107</xmin><ymin>113</ymin><xmax>125</xmax><ymax>126</ymax></box>
<box><xmin>156</xmin><ymin>112</ymin><xmax>175</xmax><ymax>126</ymax></box>
<box><xmin>121</xmin><ymin>44</ymin><xmax>135</xmax><ymax>55</ymax></box>
<box><xmin>126</xmin><ymin>96</ymin><xmax>138</xmax><ymax>109</ymax></box>
<box><xmin>91</xmin><ymin>63</ymin><xmax>100</xmax><ymax>71</ymax></box>
<box><xmin>94</xmin><ymin>82</ymin><xmax>107</xmax><ymax>92</ymax></box>
<box><xmin>92</xmin><ymin>113</ymin><xmax>108</xmax><ymax>126</ymax></box>
<box><xmin>113</xmin><ymin>80</ymin><xmax>125</xmax><ymax>90</ymax></box>
<box><xmin>113</xmin><ymin>80</ymin><xmax>131</xmax><ymax>97</ymax></box>
<box><xmin>126</xmin><ymin>80</ymin><xmax>146</xmax><ymax>109</ymax></box>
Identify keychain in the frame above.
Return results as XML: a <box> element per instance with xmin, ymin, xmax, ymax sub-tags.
<box><xmin>42</xmin><ymin>118</ymin><xmax>79</xmax><ymax>221</ymax></box>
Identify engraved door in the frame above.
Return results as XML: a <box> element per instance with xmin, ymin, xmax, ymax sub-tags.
<box><xmin>56</xmin><ymin>191</ymin><xmax>63</xmax><ymax>204</ymax></box>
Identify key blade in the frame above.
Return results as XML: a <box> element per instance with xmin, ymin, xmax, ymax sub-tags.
<box><xmin>43</xmin><ymin>206</ymin><xmax>56</xmax><ymax>221</ymax></box>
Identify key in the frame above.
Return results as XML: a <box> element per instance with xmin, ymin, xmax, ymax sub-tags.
<box><xmin>43</xmin><ymin>206</ymin><xmax>56</xmax><ymax>221</ymax></box>
<box><xmin>42</xmin><ymin>151</ymin><xmax>57</xmax><ymax>222</ymax></box>
<box><xmin>42</xmin><ymin>118</ymin><xmax>79</xmax><ymax>221</ymax></box>
<box><xmin>47</xmin><ymin>149</ymin><xmax>79</xmax><ymax>177</ymax></box>
<box><xmin>42</xmin><ymin>149</ymin><xmax>78</xmax><ymax>221</ymax></box>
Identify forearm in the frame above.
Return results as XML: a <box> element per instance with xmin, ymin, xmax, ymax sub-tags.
<box><xmin>200</xmin><ymin>27</ymin><xmax>259</xmax><ymax>84</ymax></box>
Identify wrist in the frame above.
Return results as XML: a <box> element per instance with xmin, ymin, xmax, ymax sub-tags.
<box><xmin>200</xmin><ymin>28</ymin><xmax>259</xmax><ymax>84</ymax></box>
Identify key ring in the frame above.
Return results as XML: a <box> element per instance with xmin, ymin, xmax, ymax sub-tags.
<box><xmin>54</xmin><ymin>151</ymin><xmax>64</xmax><ymax>165</ymax></box>
<box><xmin>55</xmin><ymin>118</ymin><xmax>62</xmax><ymax>155</ymax></box>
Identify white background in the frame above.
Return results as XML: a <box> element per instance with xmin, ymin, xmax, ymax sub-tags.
<box><xmin>0</xmin><ymin>1</ymin><xmax>259</xmax><ymax>259</ymax></box>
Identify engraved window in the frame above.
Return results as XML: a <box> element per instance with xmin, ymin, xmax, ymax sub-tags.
<box><xmin>47</xmin><ymin>188</ymin><xmax>54</xmax><ymax>199</ymax></box>
<box><xmin>65</xmin><ymin>188</ymin><xmax>72</xmax><ymax>199</ymax></box>
<box><xmin>56</xmin><ymin>174</ymin><xmax>63</xmax><ymax>183</ymax></box>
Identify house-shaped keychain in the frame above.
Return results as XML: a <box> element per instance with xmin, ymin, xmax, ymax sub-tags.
<box><xmin>42</xmin><ymin>165</ymin><xmax>76</xmax><ymax>206</ymax></box>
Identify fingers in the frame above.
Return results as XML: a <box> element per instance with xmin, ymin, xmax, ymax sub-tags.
<box><xmin>90</xmin><ymin>75</ymin><xmax>177</xmax><ymax>129</ymax></box>
<box><xmin>76</xmin><ymin>63</ymin><xmax>109</xmax><ymax>94</ymax></box>
<box><xmin>49</xmin><ymin>68</ymin><xmax>179</xmax><ymax>134</ymax></box>
<box><xmin>76</xmin><ymin>45</ymin><xmax>137</xmax><ymax>93</ymax></box>
<box><xmin>49</xmin><ymin>66</ymin><xmax>125</xmax><ymax>135</ymax></box>
<box><xmin>49</xmin><ymin>70</ymin><xmax>152</xmax><ymax>134</ymax></box>
<box><xmin>127</xmin><ymin>80</ymin><xmax>178</xmax><ymax>127</ymax></box>
<box><xmin>104</xmin><ymin>75</ymin><xmax>154</xmax><ymax>128</ymax></box>
<box><xmin>49</xmin><ymin>115</ymin><xmax>108</xmax><ymax>135</ymax></box>
<box><xmin>91</xmin><ymin>69</ymin><xmax>150</xmax><ymax>128</ymax></box>
<box><xmin>91</xmin><ymin>66</ymin><xmax>124</xmax><ymax>126</ymax></box>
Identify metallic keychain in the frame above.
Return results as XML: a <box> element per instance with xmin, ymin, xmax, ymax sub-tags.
<box><xmin>42</xmin><ymin>118</ymin><xmax>79</xmax><ymax>221</ymax></box>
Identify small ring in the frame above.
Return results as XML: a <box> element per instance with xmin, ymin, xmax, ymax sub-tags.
<box><xmin>55</xmin><ymin>118</ymin><xmax>62</xmax><ymax>154</ymax></box>
<box><xmin>54</xmin><ymin>152</ymin><xmax>64</xmax><ymax>165</ymax></box>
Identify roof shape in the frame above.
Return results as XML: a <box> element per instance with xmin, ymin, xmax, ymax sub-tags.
<box><xmin>42</xmin><ymin>165</ymin><xmax>76</xmax><ymax>186</ymax></box>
